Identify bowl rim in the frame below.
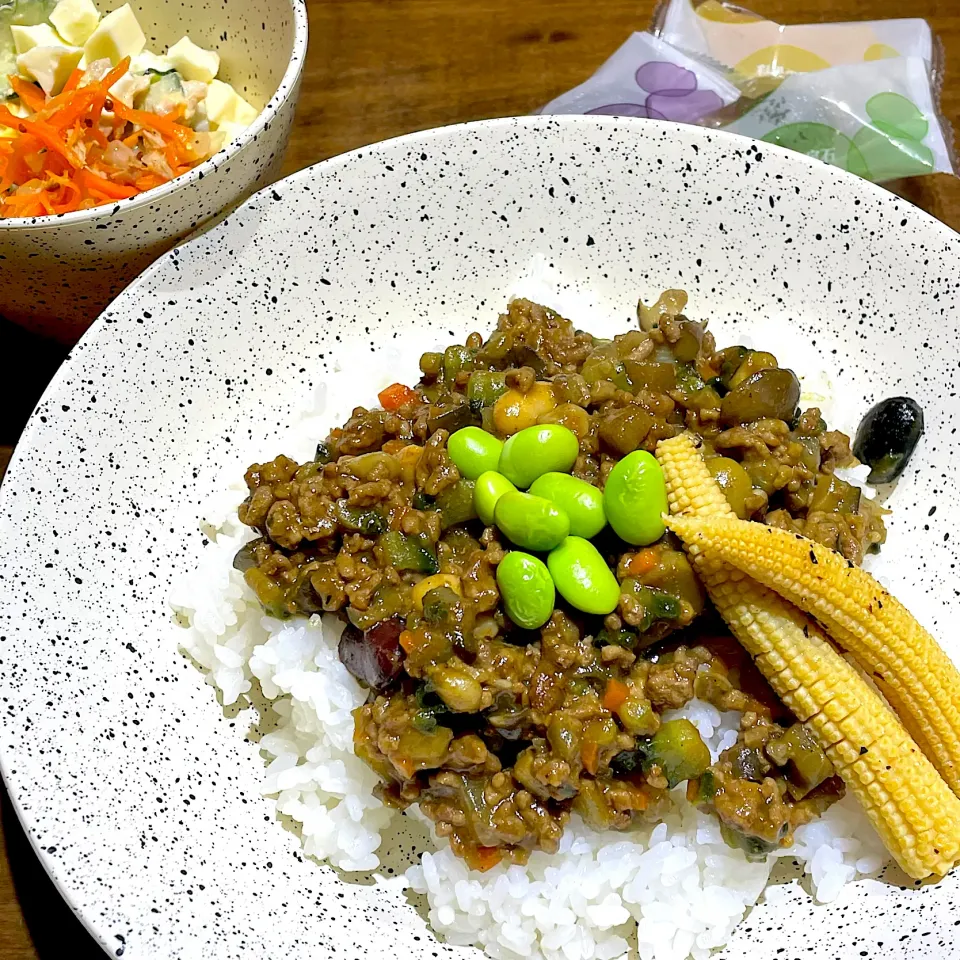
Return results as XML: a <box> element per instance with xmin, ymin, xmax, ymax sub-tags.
<box><xmin>0</xmin><ymin>0</ymin><xmax>309</xmax><ymax>232</ymax></box>
<box><xmin>48</xmin><ymin>113</ymin><xmax>943</xmax><ymax>351</ymax></box>
<box><xmin>1</xmin><ymin>114</ymin><xmax>958</xmax><ymax>959</ymax></box>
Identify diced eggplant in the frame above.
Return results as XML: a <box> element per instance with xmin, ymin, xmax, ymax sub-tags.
<box><xmin>728</xmin><ymin>351</ymin><xmax>778</xmax><ymax>389</ymax></box>
<box><xmin>720</xmin><ymin>368</ymin><xmax>800</xmax><ymax>424</ymax></box>
<box><xmin>707</xmin><ymin>457</ymin><xmax>753</xmax><ymax>519</ymax></box>
<box><xmin>435</xmin><ymin>479</ymin><xmax>478</xmax><ymax>528</ymax></box>
<box><xmin>421</xmin><ymin>585</ymin><xmax>461</xmax><ymax>624</ymax></box>
<box><xmin>809</xmin><ymin>473</ymin><xmax>861</xmax><ymax>514</ymax></box>
<box><xmin>232</xmin><ymin>538</ymin><xmax>262</xmax><ymax>572</ymax></box>
<box><xmin>427</xmin><ymin>401</ymin><xmax>475</xmax><ymax>434</ymax></box>
<box><xmin>293</xmin><ymin>574</ymin><xmax>326</xmax><ymax>615</ymax></box>
<box><xmin>624</xmin><ymin>359</ymin><xmax>678</xmax><ymax>394</ymax></box>
<box><xmin>765</xmin><ymin>723</ymin><xmax>834</xmax><ymax>799</ymax></box>
<box><xmin>337</xmin><ymin>616</ymin><xmax>405</xmax><ymax>691</ymax></box>
<box><xmin>671</xmin><ymin>320</ymin><xmax>704</xmax><ymax>362</ymax></box>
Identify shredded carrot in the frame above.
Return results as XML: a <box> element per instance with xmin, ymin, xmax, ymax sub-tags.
<box><xmin>0</xmin><ymin>57</ymin><xmax>215</xmax><ymax>219</ymax></box>
<box><xmin>78</xmin><ymin>169</ymin><xmax>138</xmax><ymax>200</ymax></box>
<box><xmin>601</xmin><ymin>678</ymin><xmax>630</xmax><ymax>711</ymax></box>
<box><xmin>399</xmin><ymin>629</ymin><xmax>421</xmax><ymax>654</ymax></box>
<box><xmin>378</xmin><ymin>383</ymin><xmax>420</xmax><ymax>412</ymax></box>
<box><xmin>581</xmin><ymin>741</ymin><xmax>600</xmax><ymax>776</ymax></box>
<box><xmin>393</xmin><ymin>757</ymin><xmax>416</xmax><ymax>780</ymax></box>
<box><xmin>135</xmin><ymin>172</ymin><xmax>166</xmax><ymax>192</ymax></box>
<box><xmin>61</xmin><ymin>66</ymin><xmax>85</xmax><ymax>93</ymax></box>
<box><xmin>112</xmin><ymin>101</ymin><xmax>191</xmax><ymax>144</ymax></box>
<box><xmin>627</xmin><ymin>547</ymin><xmax>660</xmax><ymax>577</ymax></box>
<box><xmin>471</xmin><ymin>846</ymin><xmax>503</xmax><ymax>872</ymax></box>
<box><xmin>8</xmin><ymin>77</ymin><xmax>46</xmax><ymax>113</ymax></box>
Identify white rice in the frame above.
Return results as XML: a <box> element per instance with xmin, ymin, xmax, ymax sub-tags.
<box><xmin>172</xmin><ymin>506</ymin><xmax>887</xmax><ymax>960</ymax></box>
<box><xmin>171</xmin><ymin>265</ymin><xmax>889</xmax><ymax>958</ymax></box>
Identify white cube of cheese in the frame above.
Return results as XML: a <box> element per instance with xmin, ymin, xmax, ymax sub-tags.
<box><xmin>50</xmin><ymin>0</ymin><xmax>101</xmax><ymax>46</ymax></box>
<box><xmin>10</xmin><ymin>23</ymin><xmax>64</xmax><ymax>56</ymax></box>
<box><xmin>206</xmin><ymin>79</ymin><xmax>258</xmax><ymax>128</ymax></box>
<box><xmin>109</xmin><ymin>70</ymin><xmax>149</xmax><ymax>107</ymax></box>
<box><xmin>83</xmin><ymin>3</ymin><xmax>145</xmax><ymax>66</ymax></box>
<box><xmin>166</xmin><ymin>36</ymin><xmax>220</xmax><ymax>84</ymax></box>
<box><xmin>17</xmin><ymin>44</ymin><xmax>84</xmax><ymax>96</ymax></box>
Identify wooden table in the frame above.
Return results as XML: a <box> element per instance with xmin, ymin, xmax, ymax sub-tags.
<box><xmin>0</xmin><ymin>0</ymin><xmax>958</xmax><ymax>956</ymax></box>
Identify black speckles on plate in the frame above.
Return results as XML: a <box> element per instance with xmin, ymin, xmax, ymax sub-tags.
<box><xmin>0</xmin><ymin>115</ymin><xmax>958</xmax><ymax>960</ymax></box>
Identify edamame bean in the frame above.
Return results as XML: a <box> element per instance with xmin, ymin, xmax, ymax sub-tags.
<box><xmin>496</xmin><ymin>551</ymin><xmax>555</xmax><ymax>630</ymax></box>
<box><xmin>447</xmin><ymin>427</ymin><xmax>504</xmax><ymax>480</ymax></box>
<box><xmin>495</xmin><ymin>491</ymin><xmax>570</xmax><ymax>551</ymax></box>
<box><xmin>529</xmin><ymin>472</ymin><xmax>606</xmax><ymax>539</ymax></box>
<box><xmin>498</xmin><ymin>424</ymin><xmax>579</xmax><ymax>489</ymax></box>
<box><xmin>603</xmin><ymin>450</ymin><xmax>668</xmax><ymax>546</ymax></box>
<box><xmin>547</xmin><ymin>536</ymin><xmax>620</xmax><ymax>616</ymax></box>
<box><xmin>474</xmin><ymin>471</ymin><xmax>517</xmax><ymax>526</ymax></box>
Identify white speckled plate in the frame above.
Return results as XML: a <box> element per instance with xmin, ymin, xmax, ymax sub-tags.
<box><xmin>1</xmin><ymin>116</ymin><xmax>958</xmax><ymax>960</ymax></box>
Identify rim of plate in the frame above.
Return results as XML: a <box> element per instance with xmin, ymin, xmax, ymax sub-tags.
<box><xmin>0</xmin><ymin>113</ymin><xmax>957</xmax><ymax>957</ymax></box>
<box><xmin>0</xmin><ymin>0</ymin><xmax>309</xmax><ymax>232</ymax></box>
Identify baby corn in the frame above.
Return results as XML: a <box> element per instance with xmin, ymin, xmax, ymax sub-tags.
<box><xmin>668</xmin><ymin>513</ymin><xmax>960</xmax><ymax>799</ymax></box>
<box><xmin>656</xmin><ymin>434</ymin><xmax>960</xmax><ymax>879</ymax></box>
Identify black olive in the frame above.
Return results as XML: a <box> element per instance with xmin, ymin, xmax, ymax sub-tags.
<box><xmin>853</xmin><ymin>397</ymin><xmax>924</xmax><ymax>484</ymax></box>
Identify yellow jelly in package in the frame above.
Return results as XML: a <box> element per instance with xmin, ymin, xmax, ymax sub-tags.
<box><xmin>657</xmin><ymin>0</ymin><xmax>934</xmax><ymax>88</ymax></box>
<box><xmin>653</xmin><ymin>0</ymin><xmax>954</xmax><ymax>181</ymax></box>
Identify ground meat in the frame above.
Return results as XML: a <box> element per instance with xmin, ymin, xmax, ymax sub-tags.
<box><xmin>644</xmin><ymin>646</ymin><xmax>711</xmax><ymax>710</ymax></box>
<box><xmin>820</xmin><ymin>430</ymin><xmax>856</xmax><ymax>471</ymax></box>
<box><xmin>415</xmin><ymin>430</ymin><xmax>460</xmax><ymax>496</ymax></box>
<box><xmin>234</xmin><ymin>294</ymin><xmax>869</xmax><ymax>867</ymax></box>
<box><xmin>713</xmin><ymin>774</ymin><xmax>792</xmax><ymax>845</ymax></box>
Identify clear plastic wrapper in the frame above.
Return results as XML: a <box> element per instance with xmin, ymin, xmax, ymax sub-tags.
<box><xmin>657</xmin><ymin>0</ymin><xmax>933</xmax><ymax>87</ymax></box>
<box><xmin>724</xmin><ymin>57</ymin><xmax>952</xmax><ymax>181</ymax></box>
<box><xmin>538</xmin><ymin>0</ymin><xmax>955</xmax><ymax>183</ymax></box>
<box><xmin>540</xmin><ymin>32</ymin><xmax>740</xmax><ymax>123</ymax></box>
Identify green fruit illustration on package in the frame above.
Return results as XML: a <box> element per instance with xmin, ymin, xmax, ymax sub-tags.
<box><xmin>762</xmin><ymin>92</ymin><xmax>933</xmax><ymax>181</ymax></box>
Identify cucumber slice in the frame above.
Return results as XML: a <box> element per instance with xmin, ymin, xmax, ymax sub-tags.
<box><xmin>141</xmin><ymin>70</ymin><xmax>185</xmax><ymax>114</ymax></box>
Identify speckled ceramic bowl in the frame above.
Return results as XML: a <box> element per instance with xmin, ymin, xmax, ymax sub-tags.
<box><xmin>1</xmin><ymin>117</ymin><xmax>958</xmax><ymax>959</ymax></box>
<box><xmin>0</xmin><ymin>0</ymin><xmax>307</xmax><ymax>344</ymax></box>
